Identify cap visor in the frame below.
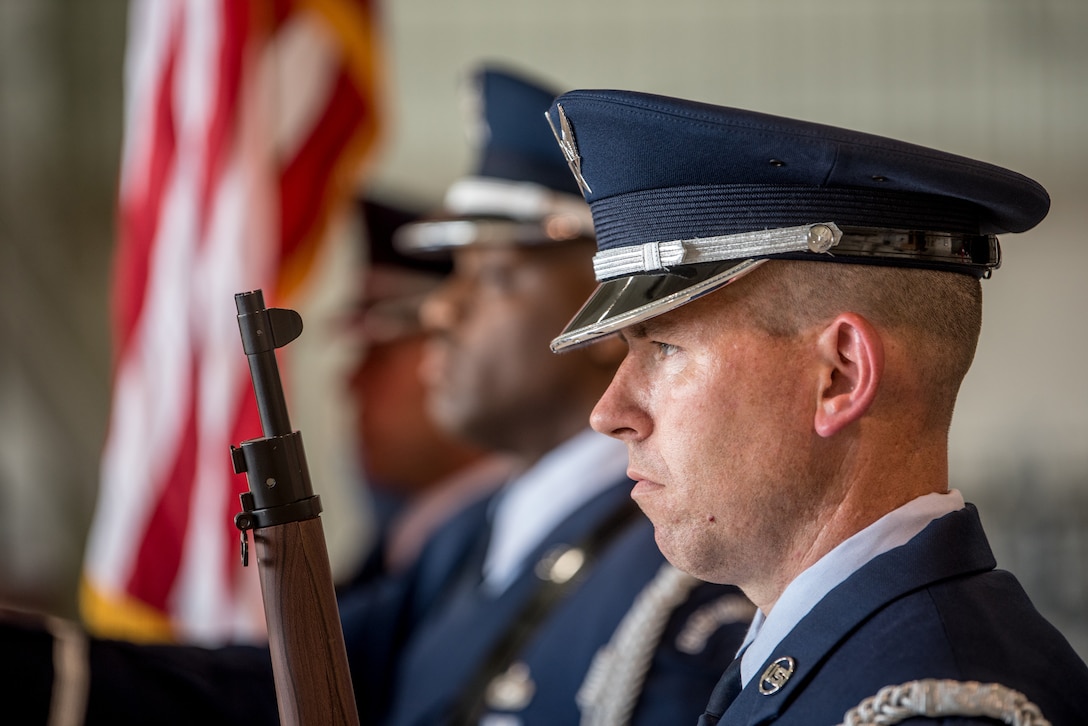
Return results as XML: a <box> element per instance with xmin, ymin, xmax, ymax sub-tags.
<box><xmin>551</xmin><ymin>259</ymin><xmax>766</xmax><ymax>351</ymax></box>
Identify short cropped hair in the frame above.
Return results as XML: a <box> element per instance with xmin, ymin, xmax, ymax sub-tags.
<box><xmin>743</xmin><ymin>261</ymin><xmax>983</xmax><ymax>429</ymax></box>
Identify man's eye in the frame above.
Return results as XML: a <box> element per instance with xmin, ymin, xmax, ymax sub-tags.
<box><xmin>656</xmin><ymin>341</ymin><xmax>680</xmax><ymax>357</ymax></box>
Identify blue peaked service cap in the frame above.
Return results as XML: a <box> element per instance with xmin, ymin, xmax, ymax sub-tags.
<box><xmin>394</xmin><ymin>65</ymin><xmax>593</xmax><ymax>256</ymax></box>
<box><xmin>545</xmin><ymin>89</ymin><xmax>1050</xmax><ymax>351</ymax></box>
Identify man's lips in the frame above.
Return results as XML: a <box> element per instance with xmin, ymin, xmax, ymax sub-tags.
<box><xmin>628</xmin><ymin>470</ymin><xmax>664</xmax><ymax>496</ymax></box>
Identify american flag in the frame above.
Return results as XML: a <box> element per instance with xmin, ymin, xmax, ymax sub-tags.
<box><xmin>80</xmin><ymin>0</ymin><xmax>382</xmax><ymax>644</ymax></box>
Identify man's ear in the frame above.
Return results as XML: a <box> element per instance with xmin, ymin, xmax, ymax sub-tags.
<box><xmin>813</xmin><ymin>312</ymin><xmax>884</xmax><ymax>437</ymax></box>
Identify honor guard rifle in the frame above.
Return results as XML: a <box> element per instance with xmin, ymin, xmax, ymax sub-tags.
<box><xmin>230</xmin><ymin>290</ymin><xmax>359</xmax><ymax>726</ymax></box>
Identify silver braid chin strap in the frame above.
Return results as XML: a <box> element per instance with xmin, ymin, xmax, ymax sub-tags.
<box><xmin>577</xmin><ymin>564</ymin><xmax>701</xmax><ymax>726</ymax></box>
<box><xmin>838</xmin><ymin>679</ymin><xmax>1051</xmax><ymax>726</ymax></box>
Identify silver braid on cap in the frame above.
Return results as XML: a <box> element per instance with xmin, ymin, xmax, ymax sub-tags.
<box><xmin>838</xmin><ymin>679</ymin><xmax>1051</xmax><ymax>726</ymax></box>
<box><xmin>577</xmin><ymin>564</ymin><xmax>701</xmax><ymax>726</ymax></box>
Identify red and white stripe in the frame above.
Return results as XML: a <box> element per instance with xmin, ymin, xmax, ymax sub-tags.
<box><xmin>82</xmin><ymin>0</ymin><xmax>381</xmax><ymax>645</ymax></box>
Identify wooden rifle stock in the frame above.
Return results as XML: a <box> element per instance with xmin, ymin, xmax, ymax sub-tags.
<box><xmin>230</xmin><ymin>290</ymin><xmax>359</xmax><ymax>726</ymax></box>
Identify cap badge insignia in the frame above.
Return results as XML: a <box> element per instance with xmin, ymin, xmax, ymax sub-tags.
<box><xmin>546</xmin><ymin>103</ymin><xmax>592</xmax><ymax>196</ymax></box>
<box><xmin>759</xmin><ymin>656</ymin><xmax>796</xmax><ymax>695</ymax></box>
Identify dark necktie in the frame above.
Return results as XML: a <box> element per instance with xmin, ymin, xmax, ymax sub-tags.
<box><xmin>696</xmin><ymin>654</ymin><xmax>744</xmax><ymax>725</ymax></box>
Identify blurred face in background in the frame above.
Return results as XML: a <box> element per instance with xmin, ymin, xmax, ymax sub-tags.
<box><xmin>418</xmin><ymin>239</ymin><xmax>604</xmax><ymax>460</ymax></box>
<box><xmin>347</xmin><ymin>264</ymin><xmax>485</xmax><ymax>496</ymax></box>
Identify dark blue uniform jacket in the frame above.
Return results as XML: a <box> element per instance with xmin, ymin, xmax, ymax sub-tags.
<box><xmin>699</xmin><ymin>504</ymin><xmax>1088</xmax><ymax>725</ymax></box>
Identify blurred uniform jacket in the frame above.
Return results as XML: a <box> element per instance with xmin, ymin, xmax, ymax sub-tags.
<box><xmin>8</xmin><ymin>475</ymin><xmax>750</xmax><ymax>725</ymax></box>
<box><xmin>341</xmin><ymin>475</ymin><xmax>752</xmax><ymax>725</ymax></box>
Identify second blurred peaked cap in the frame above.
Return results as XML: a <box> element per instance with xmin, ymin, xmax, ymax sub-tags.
<box><xmin>343</xmin><ymin>197</ymin><xmax>449</xmax><ymax>345</ymax></box>
<box><xmin>394</xmin><ymin>65</ymin><xmax>594</xmax><ymax>256</ymax></box>
<box><xmin>544</xmin><ymin>89</ymin><xmax>1051</xmax><ymax>351</ymax></box>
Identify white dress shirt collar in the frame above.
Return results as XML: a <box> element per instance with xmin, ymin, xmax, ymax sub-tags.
<box><xmin>738</xmin><ymin>489</ymin><xmax>966</xmax><ymax>686</ymax></box>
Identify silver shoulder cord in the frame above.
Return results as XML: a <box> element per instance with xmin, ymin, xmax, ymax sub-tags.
<box><xmin>838</xmin><ymin>679</ymin><xmax>1051</xmax><ymax>726</ymax></box>
<box><xmin>577</xmin><ymin>564</ymin><xmax>700</xmax><ymax>726</ymax></box>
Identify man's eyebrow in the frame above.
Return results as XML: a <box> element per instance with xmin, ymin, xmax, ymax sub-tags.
<box><xmin>621</xmin><ymin>318</ymin><xmax>680</xmax><ymax>343</ymax></box>
<box><xmin>621</xmin><ymin>323</ymin><xmax>649</xmax><ymax>342</ymax></box>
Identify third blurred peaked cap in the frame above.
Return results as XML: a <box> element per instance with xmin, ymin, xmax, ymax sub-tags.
<box><xmin>544</xmin><ymin>89</ymin><xmax>1051</xmax><ymax>351</ymax></box>
<box><xmin>394</xmin><ymin>65</ymin><xmax>594</xmax><ymax>256</ymax></box>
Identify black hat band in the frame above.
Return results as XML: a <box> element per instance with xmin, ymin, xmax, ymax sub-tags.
<box><xmin>589</xmin><ymin>184</ymin><xmax>985</xmax><ymax>253</ymax></box>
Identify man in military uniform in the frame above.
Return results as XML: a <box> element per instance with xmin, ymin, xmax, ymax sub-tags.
<box><xmin>339</xmin><ymin>64</ymin><xmax>753</xmax><ymax>726</ymax></box>
<box><xmin>0</xmin><ymin>68</ymin><xmax>754</xmax><ymax>726</ymax></box>
<box><xmin>339</xmin><ymin>197</ymin><xmax>510</xmax><ymax>582</ymax></box>
<box><xmin>541</xmin><ymin>88</ymin><xmax>1088</xmax><ymax>724</ymax></box>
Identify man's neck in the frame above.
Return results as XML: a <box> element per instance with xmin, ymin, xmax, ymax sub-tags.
<box><xmin>750</xmin><ymin>477</ymin><xmax>949</xmax><ymax>613</ymax></box>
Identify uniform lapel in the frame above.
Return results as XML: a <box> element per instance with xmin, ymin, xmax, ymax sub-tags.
<box><xmin>720</xmin><ymin>505</ymin><xmax>996</xmax><ymax>724</ymax></box>
<box><xmin>388</xmin><ymin>478</ymin><xmax>637</xmax><ymax>724</ymax></box>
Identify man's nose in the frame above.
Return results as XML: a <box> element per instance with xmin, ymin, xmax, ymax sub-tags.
<box><xmin>590</xmin><ymin>365</ymin><xmax>649</xmax><ymax>442</ymax></box>
<box><xmin>420</xmin><ymin>279</ymin><xmax>465</xmax><ymax>332</ymax></box>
